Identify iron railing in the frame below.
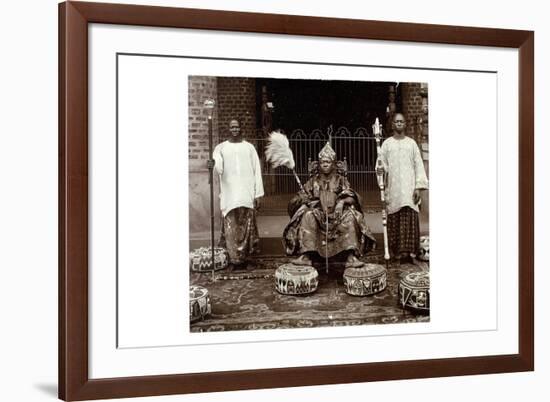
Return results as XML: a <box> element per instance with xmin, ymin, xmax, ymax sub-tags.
<box><xmin>253</xmin><ymin>127</ymin><xmax>381</xmax><ymax>214</ymax></box>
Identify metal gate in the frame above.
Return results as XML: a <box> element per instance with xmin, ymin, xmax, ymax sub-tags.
<box><xmin>253</xmin><ymin>126</ymin><xmax>381</xmax><ymax>214</ymax></box>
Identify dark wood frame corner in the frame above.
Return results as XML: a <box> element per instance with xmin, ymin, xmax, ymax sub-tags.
<box><xmin>59</xmin><ymin>1</ymin><xmax>534</xmax><ymax>400</ymax></box>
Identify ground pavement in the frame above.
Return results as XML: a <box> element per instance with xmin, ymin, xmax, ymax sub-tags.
<box><xmin>190</xmin><ymin>251</ymin><xmax>429</xmax><ymax>332</ymax></box>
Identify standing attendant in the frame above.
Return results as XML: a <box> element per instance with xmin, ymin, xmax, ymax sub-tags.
<box><xmin>376</xmin><ymin>113</ymin><xmax>428</xmax><ymax>262</ymax></box>
<box><xmin>209</xmin><ymin>119</ymin><xmax>264</xmax><ymax>270</ymax></box>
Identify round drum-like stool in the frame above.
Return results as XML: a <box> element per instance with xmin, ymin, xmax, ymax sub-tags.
<box><xmin>275</xmin><ymin>263</ymin><xmax>319</xmax><ymax>295</ymax></box>
<box><xmin>190</xmin><ymin>247</ymin><xmax>228</xmax><ymax>272</ymax></box>
<box><xmin>189</xmin><ymin>285</ymin><xmax>211</xmax><ymax>322</ymax></box>
<box><xmin>343</xmin><ymin>263</ymin><xmax>387</xmax><ymax>296</ymax></box>
<box><xmin>417</xmin><ymin>235</ymin><xmax>429</xmax><ymax>261</ymax></box>
<box><xmin>398</xmin><ymin>271</ymin><xmax>430</xmax><ymax>311</ymax></box>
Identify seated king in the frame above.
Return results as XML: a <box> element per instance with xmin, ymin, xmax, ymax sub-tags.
<box><xmin>283</xmin><ymin>142</ymin><xmax>376</xmax><ymax>268</ymax></box>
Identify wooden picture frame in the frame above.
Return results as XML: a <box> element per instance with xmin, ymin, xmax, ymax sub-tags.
<box><xmin>59</xmin><ymin>1</ymin><xmax>534</xmax><ymax>400</ymax></box>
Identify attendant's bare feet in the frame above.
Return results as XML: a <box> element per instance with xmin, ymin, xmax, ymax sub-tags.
<box><xmin>399</xmin><ymin>254</ymin><xmax>414</xmax><ymax>264</ymax></box>
<box><xmin>292</xmin><ymin>254</ymin><xmax>312</xmax><ymax>266</ymax></box>
<box><xmin>227</xmin><ymin>262</ymin><xmax>245</xmax><ymax>271</ymax></box>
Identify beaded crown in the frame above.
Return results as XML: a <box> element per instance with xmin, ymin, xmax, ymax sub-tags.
<box><xmin>318</xmin><ymin>142</ymin><xmax>336</xmax><ymax>161</ymax></box>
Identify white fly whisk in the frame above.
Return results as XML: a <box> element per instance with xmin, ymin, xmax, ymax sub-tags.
<box><xmin>265</xmin><ymin>131</ymin><xmax>304</xmax><ymax>192</ymax></box>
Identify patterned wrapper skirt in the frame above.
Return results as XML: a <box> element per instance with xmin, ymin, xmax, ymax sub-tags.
<box><xmin>387</xmin><ymin>206</ymin><xmax>420</xmax><ymax>258</ymax></box>
<box><xmin>219</xmin><ymin>207</ymin><xmax>260</xmax><ymax>264</ymax></box>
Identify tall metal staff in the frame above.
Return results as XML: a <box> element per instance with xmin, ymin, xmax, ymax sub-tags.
<box><xmin>373</xmin><ymin>118</ymin><xmax>390</xmax><ymax>268</ymax></box>
<box><xmin>204</xmin><ymin>99</ymin><xmax>216</xmax><ymax>281</ymax></box>
<box><xmin>324</xmin><ymin>126</ymin><xmax>333</xmax><ymax>274</ymax></box>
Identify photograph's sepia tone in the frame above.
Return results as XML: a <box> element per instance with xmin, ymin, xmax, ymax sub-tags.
<box><xmin>188</xmin><ymin>76</ymin><xmax>430</xmax><ymax>332</ymax></box>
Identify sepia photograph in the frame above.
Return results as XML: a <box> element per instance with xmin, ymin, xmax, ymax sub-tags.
<box><xmin>188</xmin><ymin>76</ymin><xmax>430</xmax><ymax>332</ymax></box>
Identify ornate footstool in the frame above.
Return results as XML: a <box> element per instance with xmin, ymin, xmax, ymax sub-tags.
<box><xmin>189</xmin><ymin>285</ymin><xmax>211</xmax><ymax>322</ymax></box>
<box><xmin>398</xmin><ymin>271</ymin><xmax>430</xmax><ymax>311</ymax></box>
<box><xmin>190</xmin><ymin>246</ymin><xmax>228</xmax><ymax>272</ymax></box>
<box><xmin>417</xmin><ymin>235</ymin><xmax>429</xmax><ymax>261</ymax></box>
<box><xmin>343</xmin><ymin>263</ymin><xmax>387</xmax><ymax>296</ymax></box>
<box><xmin>275</xmin><ymin>263</ymin><xmax>319</xmax><ymax>295</ymax></box>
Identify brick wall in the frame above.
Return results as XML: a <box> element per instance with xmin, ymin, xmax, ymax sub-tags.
<box><xmin>188</xmin><ymin>76</ymin><xmax>219</xmax><ymax>171</ymax></box>
<box><xmin>401</xmin><ymin>82</ymin><xmax>423</xmax><ymax>139</ymax></box>
<box><xmin>188</xmin><ymin>76</ymin><xmax>221</xmax><ymax>234</ymax></box>
<box><xmin>401</xmin><ymin>82</ymin><xmax>430</xmax><ymax>218</ymax></box>
<box><xmin>217</xmin><ymin>77</ymin><xmax>257</xmax><ymax>143</ymax></box>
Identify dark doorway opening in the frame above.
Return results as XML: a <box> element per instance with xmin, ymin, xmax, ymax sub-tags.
<box><xmin>255</xmin><ymin>78</ymin><xmax>401</xmax><ymax>215</ymax></box>
<box><xmin>256</xmin><ymin>78</ymin><xmax>401</xmax><ymax>135</ymax></box>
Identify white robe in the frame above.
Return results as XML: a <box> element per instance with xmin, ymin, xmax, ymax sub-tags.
<box><xmin>212</xmin><ymin>140</ymin><xmax>264</xmax><ymax>217</ymax></box>
<box><xmin>377</xmin><ymin>136</ymin><xmax>429</xmax><ymax>215</ymax></box>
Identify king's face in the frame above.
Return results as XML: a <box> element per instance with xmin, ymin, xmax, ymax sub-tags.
<box><xmin>319</xmin><ymin>158</ymin><xmax>334</xmax><ymax>175</ymax></box>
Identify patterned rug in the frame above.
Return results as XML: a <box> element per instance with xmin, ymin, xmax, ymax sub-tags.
<box><xmin>190</xmin><ymin>253</ymin><xmax>429</xmax><ymax>332</ymax></box>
